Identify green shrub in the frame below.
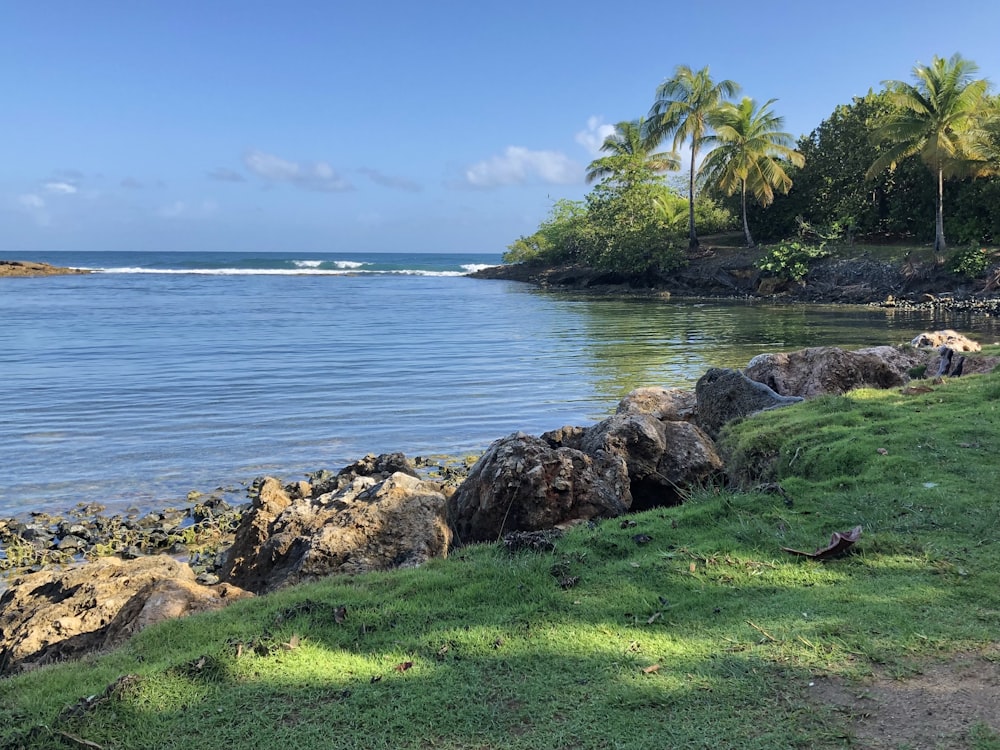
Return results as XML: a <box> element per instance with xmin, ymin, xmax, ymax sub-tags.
<box><xmin>946</xmin><ymin>242</ymin><xmax>990</xmax><ymax>279</ymax></box>
<box><xmin>756</xmin><ymin>240</ymin><xmax>830</xmax><ymax>282</ymax></box>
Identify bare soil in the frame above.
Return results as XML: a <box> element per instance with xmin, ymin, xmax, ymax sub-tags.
<box><xmin>808</xmin><ymin>645</ymin><xmax>1000</xmax><ymax>749</ymax></box>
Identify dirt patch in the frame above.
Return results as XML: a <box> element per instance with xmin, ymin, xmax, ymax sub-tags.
<box><xmin>809</xmin><ymin>646</ymin><xmax>1000</xmax><ymax>749</ymax></box>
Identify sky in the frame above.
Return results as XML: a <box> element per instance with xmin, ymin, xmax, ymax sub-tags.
<box><xmin>4</xmin><ymin>0</ymin><xmax>1000</xmax><ymax>255</ymax></box>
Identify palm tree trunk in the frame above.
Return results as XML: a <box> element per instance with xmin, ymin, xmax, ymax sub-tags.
<box><xmin>934</xmin><ymin>167</ymin><xmax>947</xmax><ymax>254</ymax></box>
<box><xmin>687</xmin><ymin>143</ymin><xmax>699</xmax><ymax>249</ymax></box>
<box><xmin>741</xmin><ymin>181</ymin><xmax>754</xmax><ymax>248</ymax></box>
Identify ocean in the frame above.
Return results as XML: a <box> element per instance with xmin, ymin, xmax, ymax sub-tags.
<box><xmin>3</xmin><ymin>250</ymin><xmax>998</xmax><ymax>517</ymax></box>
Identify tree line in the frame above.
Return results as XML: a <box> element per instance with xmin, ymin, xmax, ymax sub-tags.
<box><xmin>506</xmin><ymin>54</ymin><xmax>1000</xmax><ymax>275</ymax></box>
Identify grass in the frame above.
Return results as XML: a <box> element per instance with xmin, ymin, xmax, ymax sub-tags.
<box><xmin>2</xmin><ymin>365</ymin><xmax>1000</xmax><ymax>749</ymax></box>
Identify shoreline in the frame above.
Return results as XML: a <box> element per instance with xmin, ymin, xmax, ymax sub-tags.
<box><xmin>0</xmin><ymin>260</ymin><xmax>89</xmax><ymax>278</ymax></box>
<box><xmin>469</xmin><ymin>251</ymin><xmax>1000</xmax><ymax>311</ymax></box>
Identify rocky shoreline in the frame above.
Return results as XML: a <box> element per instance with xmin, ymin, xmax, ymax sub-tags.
<box><xmin>1</xmin><ymin>330</ymin><xmax>994</xmax><ymax>675</ymax></box>
<box><xmin>469</xmin><ymin>251</ymin><xmax>1000</xmax><ymax>311</ymax></box>
<box><xmin>0</xmin><ymin>260</ymin><xmax>88</xmax><ymax>277</ymax></box>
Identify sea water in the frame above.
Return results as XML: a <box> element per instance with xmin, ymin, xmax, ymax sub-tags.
<box><xmin>3</xmin><ymin>250</ymin><xmax>998</xmax><ymax>516</ymax></box>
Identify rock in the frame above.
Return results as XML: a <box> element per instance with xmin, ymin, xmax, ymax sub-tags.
<box><xmin>217</xmin><ymin>476</ymin><xmax>293</xmax><ymax>584</ymax></box>
<box><xmin>910</xmin><ymin>329</ymin><xmax>982</xmax><ymax>352</ymax></box>
<box><xmin>744</xmin><ymin>345</ymin><xmax>927</xmax><ymax>398</ymax></box>
<box><xmin>308</xmin><ymin>452</ymin><xmax>419</xmax><ymax>496</ymax></box>
<box><xmin>615</xmin><ymin>386</ymin><xmax>697</xmax><ymax>422</ymax></box>
<box><xmin>695</xmin><ymin>368</ymin><xmax>804</xmax><ymax>438</ymax></box>
<box><xmin>220</xmin><ymin>472</ymin><xmax>451</xmax><ymax>593</ymax></box>
<box><xmin>552</xmin><ymin>413</ymin><xmax>722</xmax><ymax>510</ymax></box>
<box><xmin>0</xmin><ymin>259</ymin><xmax>89</xmax><ymax>278</ymax></box>
<box><xmin>448</xmin><ymin>432</ymin><xmax>631</xmax><ymax>544</ymax></box>
<box><xmin>0</xmin><ymin>555</ymin><xmax>250</xmax><ymax>675</ymax></box>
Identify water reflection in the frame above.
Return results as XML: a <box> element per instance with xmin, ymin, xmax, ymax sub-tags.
<box><xmin>538</xmin><ymin>291</ymin><xmax>1000</xmax><ymax>404</ymax></box>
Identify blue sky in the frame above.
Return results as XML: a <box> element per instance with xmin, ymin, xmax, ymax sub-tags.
<box><xmin>4</xmin><ymin>0</ymin><xmax>1000</xmax><ymax>255</ymax></box>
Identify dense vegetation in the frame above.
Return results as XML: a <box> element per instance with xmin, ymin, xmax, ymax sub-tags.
<box><xmin>3</xmin><ymin>363</ymin><xmax>999</xmax><ymax>749</ymax></box>
<box><xmin>507</xmin><ymin>54</ymin><xmax>1000</xmax><ymax>278</ymax></box>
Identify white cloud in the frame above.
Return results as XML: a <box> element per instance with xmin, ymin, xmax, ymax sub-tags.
<box><xmin>156</xmin><ymin>200</ymin><xmax>218</xmax><ymax>219</ymax></box>
<box><xmin>463</xmin><ymin>146</ymin><xmax>583</xmax><ymax>188</ymax></box>
<box><xmin>16</xmin><ymin>194</ymin><xmax>50</xmax><ymax>226</ymax></box>
<box><xmin>243</xmin><ymin>149</ymin><xmax>353</xmax><ymax>192</ymax></box>
<box><xmin>575</xmin><ymin>116</ymin><xmax>617</xmax><ymax>157</ymax></box>
<box><xmin>18</xmin><ymin>194</ymin><xmax>45</xmax><ymax>209</ymax></box>
<box><xmin>44</xmin><ymin>181</ymin><xmax>77</xmax><ymax>195</ymax></box>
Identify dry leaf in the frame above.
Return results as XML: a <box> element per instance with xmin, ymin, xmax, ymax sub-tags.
<box><xmin>689</xmin><ymin>562</ymin><xmax>697</xmax><ymax>573</ymax></box>
<box><xmin>282</xmin><ymin>634</ymin><xmax>301</xmax><ymax>650</ymax></box>
<box><xmin>782</xmin><ymin>526</ymin><xmax>862</xmax><ymax>559</ymax></box>
<box><xmin>641</xmin><ymin>664</ymin><xmax>661</xmax><ymax>674</ymax></box>
<box><xmin>647</xmin><ymin>611</ymin><xmax>663</xmax><ymax>625</ymax></box>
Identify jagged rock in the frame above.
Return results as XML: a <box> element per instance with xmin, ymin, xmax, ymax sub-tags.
<box><xmin>220</xmin><ymin>472</ymin><xmax>451</xmax><ymax>593</ymax></box>
<box><xmin>0</xmin><ymin>555</ymin><xmax>249</xmax><ymax>675</ymax></box>
<box><xmin>910</xmin><ymin>329</ymin><xmax>982</xmax><ymax>352</ymax></box>
<box><xmin>744</xmin><ymin>345</ymin><xmax>927</xmax><ymax>398</ymax></box>
<box><xmin>695</xmin><ymin>368</ymin><xmax>804</xmax><ymax>439</ymax></box>
<box><xmin>448</xmin><ymin>432</ymin><xmax>631</xmax><ymax>544</ymax></box>
<box><xmin>308</xmin><ymin>452</ymin><xmax>418</xmax><ymax>496</ymax></box>
<box><xmin>615</xmin><ymin>386</ymin><xmax>697</xmax><ymax>422</ymax></box>
<box><xmin>218</xmin><ymin>476</ymin><xmax>293</xmax><ymax>584</ymax></box>
<box><xmin>549</xmin><ymin>413</ymin><xmax>722</xmax><ymax>510</ymax></box>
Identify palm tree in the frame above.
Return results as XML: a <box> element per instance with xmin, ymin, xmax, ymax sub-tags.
<box><xmin>866</xmin><ymin>54</ymin><xmax>991</xmax><ymax>253</ymax></box>
<box><xmin>585</xmin><ymin>118</ymin><xmax>680</xmax><ymax>187</ymax></box>
<box><xmin>699</xmin><ymin>97</ymin><xmax>804</xmax><ymax>248</ymax></box>
<box><xmin>644</xmin><ymin>65</ymin><xmax>740</xmax><ymax>248</ymax></box>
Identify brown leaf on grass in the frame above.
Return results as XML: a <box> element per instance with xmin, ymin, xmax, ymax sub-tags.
<box><xmin>282</xmin><ymin>634</ymin><xmax>301</xmax><ymax>651</ymax></box>
<box><xmin>641</xmin><ymin>664</ymin><xmax>661</xmax><ymax>674</ymax></box>
<box><xmin>782</xmin><ymin>525</ymin><xmax>862</xmax><ymax>559</ymax></box>
<box><xmin>394</xmin><ymin>661</ymin><xmax>414</xmax><ymax>672</ymax></box>
<box><xmin>647</xmin><ymin>611</ymin><xmax>663</xmax><ymax>625</ymax></box>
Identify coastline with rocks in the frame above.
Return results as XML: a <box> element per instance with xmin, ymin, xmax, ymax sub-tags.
<box><xmin>469</xmin><ymin>251</ymin><xmax>1000</xmax><ymax>312</ymax></box>
<box><xmin>0</xmin><ymin>260</ymin><xmax>89</xmax><ymax>278</ymax></box>
<box><xmin>2</xmin><ymin>329</ymin><xmax>994</xmax><ymax>676</ymax></box>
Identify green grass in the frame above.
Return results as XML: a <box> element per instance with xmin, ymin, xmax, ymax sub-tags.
<box><xmin>3</xmin><ymin>368</ymin><xmax>1000</xmax><ymax>749</ymax></box>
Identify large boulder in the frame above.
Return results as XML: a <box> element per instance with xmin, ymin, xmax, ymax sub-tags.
<box><xmin>910</xmin><ymin>329</ymin><xmax>982</xmax><ymax>352</ymax></box>
<box><xmin>615</xmin><ymin>386</ymin><xmax>697</xmax><ymax>422</ymax></box>
<box><xmin>695</xmin><ymin>367</ymin><xmax>804</xmax><ymax>438</ymax></box>
<box><xmin>547</xmin><ymin>413</ymin><xmax>722</xmax><ymax>510</ymax></box>
<box><xmin>0</xmin><ymin>555</ymin><xmax>249</xmax><ymax>675</ymax></box>
<box><xmin>448</xmin><ymin>432</ymin><xmax>631</xmax><ymax>544</ymax></box>
<box><xmin>744</xmin><ymin>345</ymin><xmax>927</xmax><ymax>398</ymax></box>
<box><xmin>220</xmin><ymin>472</ymin><xmax>451</xmax><ymax>593</ymax></box>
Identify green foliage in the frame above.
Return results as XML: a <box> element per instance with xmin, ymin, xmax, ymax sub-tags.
<box><xmin>947</xmin><ymin>241</ymin><xmax>991</xmax><ymax>278</ymax></box>
<box><xmin>645</xmin><ymin>64</ymin><xmax>741</xmax><ymax>247</ymax></box>
<box><xmin>756</xmin><ymin>240</ymin><xmax>829</xmax><ymax>281</ymax></box>
<box><xmin>867</xmin><ymin>54</ymin><xmax>993</xmax><ymax>252</ymax></box>
<box><xmin>692</xmin><ymin>194</ymin><xmax>736</xmax><ymax>235</ymax></box>
<box><xmin>503</xmin><ymin>199</ymin><xmax>589</xmax><ymax>265</ymax></box>
<box><xmin>582</xmin><ymin>179</ymin><xmax>686</xmax><ymax>274</ymax></box>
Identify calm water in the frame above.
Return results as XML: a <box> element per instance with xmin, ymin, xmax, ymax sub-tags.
<box><xmin>3</xmin><ymin>250</ymin><xmax>999</xmax><ymax>517</ymax></box>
